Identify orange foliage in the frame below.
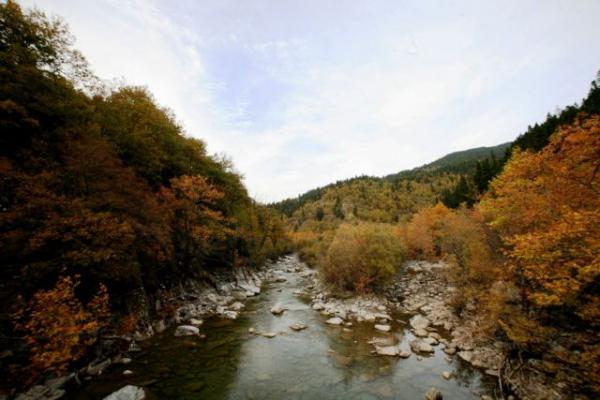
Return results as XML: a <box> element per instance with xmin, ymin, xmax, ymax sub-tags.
<box><xmin>14</xmin><ymin>275</ymin><xmax>110</xmax><ymax>381</ymax></box>
<box><xmin>480</xmin><ymin>116</ymin><xmax>600</xmax><ymax>320</ymax></box>
<box><xmin>480</xmin><ymin>116</ymin><xmax>600</xmax><ymax>389</ymax></box>
<box><xmin>405</xmin><ymin>203</ymin><xmax>452</xmax><ymax>258</ymax></box>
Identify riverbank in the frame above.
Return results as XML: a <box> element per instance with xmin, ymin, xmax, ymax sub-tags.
<box><xmin>61</xmin><ymin>254</ymin><xmax>498</xmax><ymax>400</ymax></box>
<box><xmin>307</xmin><ymin>259</ymin><xmax>585</xmax><ymax>400</ymax></box>
<box><xmin>12</xmin><ymin>263</ymin><xmax>272</xmax><ymax>400</ymax></box>
<box><xmin>16</xmin><ymin>254</ymin><xmax>580</xmax><ymax>400</ymax></box>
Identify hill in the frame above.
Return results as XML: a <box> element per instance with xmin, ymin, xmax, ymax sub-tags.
<box><xmin>272</xmin><ymin>141</ymin><xmax>511</xmax><ymax>217</ymax></box>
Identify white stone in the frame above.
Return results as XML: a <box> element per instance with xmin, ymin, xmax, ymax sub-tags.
<box><xmin>326</xmin><ymin>317</ymin><xmax>344</xmax><ymax>325</ymax></box>
<box><xmin>174</xmin><ymin>325</ymin><xmax>199</xmax><ymax>337</ymax></box>
<box><xmin>223</xmin><ymin>311</ymin><xmax>239</xmax><ymax>320</ymax></box>
<box><xmin>375</xmin><ymin>345</ymin><xmax>399</xmax><ymax>356</ymax></box>
<box><xmin>103</xmin><ymin>385</ymin><xmax>146</xmax><ymax>400</ymax></box>
<box><xmin>374</xmin><ymin>324</ymin><xmax>391</xmax><ymax>332</ymax></box>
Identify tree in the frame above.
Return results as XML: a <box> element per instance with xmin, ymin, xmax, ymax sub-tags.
<box><xmin>13</xmin><ymin>275</ymin><xmax>109</xmax><ymax>383</ymax></box>
<box><xmin>479</xmin><ymin>116</ymin><xmax>600</xmax><ymax>389</ymax></box>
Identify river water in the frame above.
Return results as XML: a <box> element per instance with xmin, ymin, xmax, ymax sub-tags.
<box><xmin>68</xmin><ymin>256</ymin><xmax>495</xmax><ymax>400</ymax></box>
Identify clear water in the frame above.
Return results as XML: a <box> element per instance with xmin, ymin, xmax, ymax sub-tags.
<box><xmin>68</xmin><ymin>258</ymin><xmax>495</xmax><ymax>399</ymax></box>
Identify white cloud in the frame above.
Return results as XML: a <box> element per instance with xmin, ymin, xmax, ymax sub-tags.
<box><xmin>21</xmin><ymin>0</ymin><xmax>600</xmax><ymax>202</ymax></box>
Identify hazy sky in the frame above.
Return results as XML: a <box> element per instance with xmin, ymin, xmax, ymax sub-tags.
<box><xmin>22</xmin><ymin>0</ymin><xmax>600</xmax><ymax>202</ymax></box>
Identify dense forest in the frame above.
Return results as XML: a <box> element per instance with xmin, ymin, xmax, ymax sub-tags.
<box><xmin>282</xmin><ymin>75</ymin><xmax>600</xmax><ymax>396</ymax></box>
<box><xmin>0</xmin><ymin>1</ymin><xmax>289</xmax><ymax>388</ymax></box>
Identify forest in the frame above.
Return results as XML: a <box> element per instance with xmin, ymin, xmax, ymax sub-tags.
<box><xmin>2</xmin><ymin>1</ymin><xmax>599</xmax><ymax>399</ymax></box>
<box><xmin>0</xmin><ymin>1</ymin><xmax>289</xmax><ymax>388</ymax></box>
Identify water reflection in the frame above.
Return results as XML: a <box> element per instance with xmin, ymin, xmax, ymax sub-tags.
<box><xmin>67</xmin><ymin>259</ymin><xmax>494</xmax><ymax>400</ymax></box>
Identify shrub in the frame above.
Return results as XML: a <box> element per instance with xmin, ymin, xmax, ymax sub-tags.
<box><xmin>13</xmin><ymin>275</ymin><xmax>110</xmax><ymax>383</ymax></box>
<box><xmin>322</xmin><ymin>223</ymin><xmax>405</xmax><ymax>293</ymax></box>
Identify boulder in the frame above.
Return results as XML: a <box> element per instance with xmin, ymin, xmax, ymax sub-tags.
<box><xmin>86</xmin><ymin>359</ymin><xmax>111</xmax><ymax>375</ymax></box>
<box><xmin>398</xmin><ymin>350</ymin><xmax>411</xmax><ymax>358</ymax></box>
<box><xmin>326</xmin><ymin>317</ymin><xmax>344</xmax><ymax>325</ymax></box>
<box><xmin>410</xmin><ymin>315</ymin><xmax>430</xmax><ymax>331</ymax></box>
<box><xmin>375</xmin><ymin>346</ymin><xmax>399</xmax><ymax>356</ymax></box>
<box><xmin>174</xmin><ymin>325</ymin><xmax>199</xmax><ymax>337</ymax></box>
<box><xmin>374</xmin><ymin>324</ymin><xmax>391</xmax><ymax>332</ymax></box>
<box><xmin>422</xmin><ymin>337</ymin><xmax>438</xmax><ymax>346</ymax></box>
<box><xmin>103</xmin><ymin>385</ymin><xmax>146</xmax><ymax>400</ymax></box>
<box><xmin>229</xmin><ymin>302</ymin><xmax>245</xmax><ymax>311</ymax></box>
<box><xmin>410</xmin><ymin>340</ymin><xmax>434</xmax><ymax>354</ymax></box>
<box><xmin>270</xmin><ymin>304</ymin><xmax>287</xmax><ymax>315</ymax></box>
<box><xmin>425</xmin><ymin>387</ymin><xmax>443</xmax><ymax>400</ymax></box>
<box><xmin>414</xmin><ymin>328</ymin><xmax>429</xmax><ymax>337</ymax></box>
<box><xmin>263</xmin><ymin>332</ymin><xmax>277</xmax><ymax>338</ymax></box>
<box><xmin>289</xmin><ymin>323</ymin><xmax>307</xmax><ymax>331</ymax></box>
<box><xmin>441</xmin><ymin>371</ymin><xmax>452</xmax><ymax>380</ymax></box>
<box><xmin>223</xmin><ymin>311</ymin><xmax>239</xmax><ymax>320</ymax></box>
<box><xmin>458</xmin><ymin>351</ymin><xmax>473</xmax><ymax>363</ymax></box>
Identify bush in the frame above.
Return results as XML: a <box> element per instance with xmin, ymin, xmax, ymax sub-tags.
<box><xmin>322</xmin><ymin>223</ymin><xmax>405</xmax><ymax>293</ymax></box>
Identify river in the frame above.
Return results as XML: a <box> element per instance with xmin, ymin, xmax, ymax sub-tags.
<box><xmin>68</xmin><ymin>256</ymin><xmax>495</xmax><ymax>399</ymax></box>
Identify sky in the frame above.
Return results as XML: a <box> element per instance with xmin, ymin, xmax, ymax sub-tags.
<box><xmin>22</xmin><ymin>0</ymin><xmax>600</xmax><ymax>202</ymax></box>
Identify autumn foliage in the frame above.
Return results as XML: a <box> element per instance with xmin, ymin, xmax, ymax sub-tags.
<box><xmin>479</xmin><ymin>116</ymin><xmax>600</xmax><ymax>388</ymax></box>
<box><xmin>322</xmin><ymin>223</ymin><xmax>405</xmax><ymax>293</ymax></box>
<box><xmin>0</xmin><ymin>0</ymin><xmax>289</xmax><ymax>385</ymax></box>
<box><xmin>13</xmin><ymin>276</ymin><xmax>109</xmax><ymax>382</ymax></box>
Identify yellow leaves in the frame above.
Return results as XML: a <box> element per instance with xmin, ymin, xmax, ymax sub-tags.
<box><xmin>322</xmin><ymin>223</ymin><xmax>405</xmax><ymax>292</ymax></box>
<box><xmin>13</xmin><ymin>275</ymin><xmax>110</xmax><ymax>382</ymax></box>
<box><xmin>479</xmin><ymin>116</ymin><xmax>600</xmax><ymax>322</ymax></box>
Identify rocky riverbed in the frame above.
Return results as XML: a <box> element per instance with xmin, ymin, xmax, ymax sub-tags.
<box><xmin>60</xmin><ymin>254</ymin><xmax>501</xmax><ymax>400</ymax></box>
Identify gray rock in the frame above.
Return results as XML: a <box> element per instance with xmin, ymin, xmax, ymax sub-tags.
<box><xmin>414</xmin><ymin>328</ymin><xmax>429</xmax><ymax>337</ymax></box>
<box><xmin>103</xmin><ymin>385</ymin><xmax>146</xmax><ymax>400</ymax></box>
<box><xmin>86</xmin><ymin>359</ymin><xmax>111</xmax><ymax>376</ymax></box>
<box><xmin>425</xmin><ymin>387</ymin><xmax>443</xmax><ymax>400</ymax></box>
<box><xmin>229</xmin><ymin>301</ymin><xmax>245</xmax><ymax>311</ymax></box>
<box><xmin>270</xmin><ymin>303</ymin><xmax>287</xmax><ymax>315</ymax></box>
<box><xmin>458</xmin><ymin>351</ymin><xmax>474</xmax><ymax>363</ymax></box>
<box><xmin>289</xmin><ymin>323</ymin><xmax>307</xmax><ymax>331</ymax></box>
<box><xmin>15</xmin><ymin>385</ymin><xmax>65</xmax><ymax>400</ymax></box>
<box><xmin>410</xmin><ymin>340</ymin><xmax>434</xmax><ymax>353</ymax></box>
<box><xmin>263</xmin><ymin>332</ymin><xmax>277</xmax><ymax>338</ymax></box>
<box><xmin>398</xmin><ymin>350</ymin><xmax>411</xmax><ymax>358</ymax></box>
<box><xmin>174</xmin><ymin>325</ymin><xmax>199</xmax><ymax>337</ymax></box>
<box><xmin>326</xmin><ymin>317</ymin><xmax>344</xmax><ymax>325</ymax></box>
<box><xmin>410</xmin><ymin>315</ymin><xmax>430</xmax><ymax>331</ymax></box>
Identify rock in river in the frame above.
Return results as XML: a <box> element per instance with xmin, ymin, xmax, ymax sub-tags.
<box><xmin>263</xmin><ymin>332</ymin><xmax>277</xmax><ymax>338</ymax></box>
<box><xmin>289</xmin><ymin>323</ymin><xmax>307</xmax><ymax>331</ymax></box>
<box><xmin>425</xmin><ymin>387</ymin><xmax>443</xmax><ymax>400</ymax></box>
<box><xmin>174</xmin><ymin>325</ymin><xmax>199</xmax><ymax>337</ymax></box>
<box><xmin>410</xmin><ymin>315</ymin><xmax>430</xmax><ymax>331</ymax></box>
<box><xmin>374</xmin><ymin>324</ymin><xmax>391</xmax><ymax>332</ymax></box>
<box><xmin>410</xmin><ymin>339</ymin><xmax>434</xmax><ymax>354</ymax></box>
<box><xmin>326</xmin><ymin>317</ymin><xmax>344</xmax><ymax>325</ymax></box>
<box><xmin>103</xmin><ymin>385</ymin><xmax>146</xmax><ymax>400</ymax></box>
<box><xmin>270</xmin><ymin>303</ymin><xmax>288</xmax><ymax>315</ymax></box>
<box><xmin>375</xmin><ymin>345</ymin><xmax>399</xmax><ymax>356</ymax></box>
